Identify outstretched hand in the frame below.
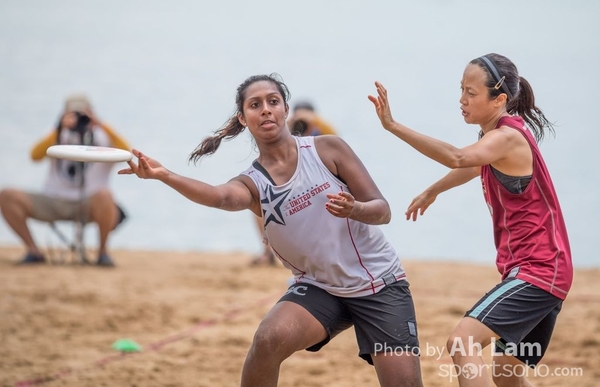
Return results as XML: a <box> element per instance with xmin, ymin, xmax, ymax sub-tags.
<box><xmin>118</xmin><ymin>149</ymin><xmax>168</xmax><ymax>180</ymax></box>
<box><xmin>368</xmin><ymin>81</ymin><xmax>395</xmax><ymax>131</ymax></box>
<box><xmin>325</xmin><ymin>191</ymin><xmax>356</xmax><ymax>218</ymax></box>
<box><xmin>405</xmin><ymin>191</ymin><xmax>437</xmax><ymax>221</ymax></box>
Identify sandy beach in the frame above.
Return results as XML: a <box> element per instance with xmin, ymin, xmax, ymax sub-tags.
<box><xmin>0</xmin><ymin>245</ymin><xmax>598</xmax><ymax>387</ymax></box>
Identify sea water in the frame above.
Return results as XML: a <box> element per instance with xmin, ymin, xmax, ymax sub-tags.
<box><xmin>0</xmin><ymin>0</ymin><xmax>598</xmax><ymax>267</ymax></box>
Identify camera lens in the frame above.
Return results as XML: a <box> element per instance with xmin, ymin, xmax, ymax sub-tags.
<box><xmin>76</xmin><ymin>113</ymin><xmax>90</xmax><ymax>126</ymax></box>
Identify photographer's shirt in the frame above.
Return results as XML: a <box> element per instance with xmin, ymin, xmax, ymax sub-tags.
<box><xmin>41</xmin><ymin>126</ymin><xmax>115</xmax><ymax>200</ymax></box>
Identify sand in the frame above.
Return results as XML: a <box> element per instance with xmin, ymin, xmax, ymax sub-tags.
<box><xmin>0</xmin><ymin>245</ymin><xmax>598</xmax><ymax>387</ymax></box>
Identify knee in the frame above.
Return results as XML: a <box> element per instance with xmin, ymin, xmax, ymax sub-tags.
<box><xmin>248</xmin><ymin>325</ymin><xmax>293</xmax><ymax>362</ymax></box>
<box><xmin>491</xmin><ymin>374</ymin><xmax>506</xmax><ymax>387</ymax></box>
<box><xmin>446</xmin><ymin>334</ymin><xmax>458</xmax><ymax>357</ymax></box>
<box><xmin>446</xmin><ymin>333</ymin><xmax>468</xmax><ymax>360</ymax></box>
<box><xmin>0</xmin><ymin>189</ymin><xmax>27</xmax><ymax>215</ymax></box>
<box><xmin>88</xmin><ymin>190</ymin><xmax>118</xmax><ymax>225</ymax></box>
<box><xmin>89</xmin><ymin>189</ymin><xmax>114</xmax><ymax>205</ymax></box>
<box><xmin>492</xmin><ymin>374</ymin><xmax>524</xmax><ymax>387</ymax></box>
<box><xmin>0</xmin><ymin>188</ymin><xmax>20</xmax><ymax>206</ymax></box>
<box><xmin>89</xmin><ymin>190</ymin><xmax>115</xmax><ymax>213</ymax></box>
<box><xmin>491</xmin><ymin>362</ymin><xmax>531</xmax><ymax>387</ymax></box>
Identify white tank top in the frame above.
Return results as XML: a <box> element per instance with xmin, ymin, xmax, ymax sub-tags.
<box><xmin>241</xmin><ymin>136</ymin><xmax>406</xmax><ymax>297</ymax></box>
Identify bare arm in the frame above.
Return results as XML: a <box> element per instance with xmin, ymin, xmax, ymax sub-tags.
<box><xmin>369</xmin><ymin>81</ymin><xmax>519</xmax><ymax>169</ymax></box>
<box><xmin>118</xmin><ymin>149</ymin><xmax>258</xmax><ymax>213</ymax></box>
<box><xmin>315</xmin><ymin>136</ymin><xmax>390</xmax><ymax>225</ymax></box>
<box><xmin>406</xmin><ymin>166</ymin><xmax>480</xmax><ymax>221</ymax></box>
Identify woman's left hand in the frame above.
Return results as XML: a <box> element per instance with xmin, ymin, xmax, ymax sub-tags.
<box><xmin>325</xmin><ymin>191</ymin><xmax>356</xmax><ymax>218</ymax></box>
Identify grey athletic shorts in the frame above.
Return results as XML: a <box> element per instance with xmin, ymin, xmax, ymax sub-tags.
<box><xmin>465</xmin><ymin>277</ymin><xmax>563</xmax><ymax>367</ymax></box>
<box><xmin>278</xmin><ymin>279</ymin><xmax>420</xmax><ymax>365</ymax></box>
<box><xmin>29</xmin><ymin>193</ymin><xmax>91</xmax><ymax>223</ymax></box>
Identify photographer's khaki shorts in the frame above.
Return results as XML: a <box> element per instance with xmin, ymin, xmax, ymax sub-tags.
<box><xmin>28</xmin><ymin>193</ymin><xmax>91</xmax><ymax>224</ymax></box>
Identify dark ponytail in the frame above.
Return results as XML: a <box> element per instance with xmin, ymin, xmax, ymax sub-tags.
<box><xmin>472</xmin><ymin>53</ymin><xmax>555</xmax><ymax>143</ymax></box>
<box><xmin>507</xmin><ymin>76</ymin><xmax>555</xmax><ymax>142</ymax></box>
<box><xmin>188</xmin><ymin>73</ymin><xmax>290</xmax><ymax>164</ymax></box>
<box><xmin>188</xmin><ymin>117</ymin><xmax>245</xmax><ymax>164</ymax></box>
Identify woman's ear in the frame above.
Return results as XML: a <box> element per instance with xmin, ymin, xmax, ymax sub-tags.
<box><xmin>237</xmin><ymin>112</ymin><xmax>247</xmax><ymax>127</ymax></box>
<box><xmin>495</xmin><ymin>93</ymin><xmax>508</xmax><ymax>107</ymax></box>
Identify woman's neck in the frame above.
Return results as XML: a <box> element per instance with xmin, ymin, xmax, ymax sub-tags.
<box><xmin>480</xmin><ymin>111</ymin><xmax>509</xmax><ymax>134</ymax></box>
<box><xmin>258</xmin><ymin>135</ymin><xmax>297</xmax><ymax>166</ymax></box>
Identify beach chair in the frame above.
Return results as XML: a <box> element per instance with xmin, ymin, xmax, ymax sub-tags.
<box><xmin>46</xmin><ymin>204</ymin><xmax>127</xmax><ymax>265</ymax></box>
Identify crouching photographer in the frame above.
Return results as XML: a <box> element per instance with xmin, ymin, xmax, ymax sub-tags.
<box><xmin>0</xmin><ymin>94</ymin><xmax>130</xmax><ymax>266</ymax></box>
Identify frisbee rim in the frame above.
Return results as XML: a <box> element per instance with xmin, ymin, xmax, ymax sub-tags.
<box><xmin>46</xmin><ymin>145</ymin><xmax>133</xmax><ymax>163</ymax></box>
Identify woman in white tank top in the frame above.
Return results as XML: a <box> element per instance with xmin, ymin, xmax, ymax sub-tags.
<box><xmin>120</xmin><ymin>74</ymin><xmax>423</xmax><ymax>386</ymax></box>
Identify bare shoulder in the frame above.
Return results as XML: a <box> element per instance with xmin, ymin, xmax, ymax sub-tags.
<box><xmin>314</xmin><ymin>135</ymin><xmax>354</xmax><ymax>164</ymax></box>
<box><xmin>313</xmin><ymin>135</ymin><xmax>364</xmax><ymax>179</ymax></box>
<box><xmin>494</xmin><ymin>125</ymin><xmax>530</xmax><ymax>146</ymax></box>
<box><xmin>314</xmin><ymin>134</ymin><xmax>350</xmax><ymax>153</ymax></box>
<box><xmin>230</xmin><ymin>174</ymin><xmax>259</xmax><ymax>198</ymax></box>
<box><xmin>496</xmin><ymin>125</ymin><xmax>521</xmax><ymax>135</ymax></box>
<box><xmin>480</xmin><ymin>126</ymin><xmax>524</xmax><ymax>145</ymax></box>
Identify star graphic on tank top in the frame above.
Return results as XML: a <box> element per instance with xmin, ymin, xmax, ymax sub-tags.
<box><xmin>261</xmin><ymin>185</ymin><xmax>291</xmax><ymax>228</ymax></box>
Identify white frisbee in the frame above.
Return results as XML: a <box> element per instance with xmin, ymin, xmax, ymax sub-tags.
<box><xmin>46</xmin><ymin>145</ymin><xmax>133</xmax><ymax>163</ymax></box>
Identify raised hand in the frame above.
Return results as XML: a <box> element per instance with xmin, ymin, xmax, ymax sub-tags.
<box><xmin>118</xmin><ymin>149</ymin><xmax>168</xmax><ymax>180</ymax></box>
<box><xmin>325</xmin><ymin>191</ymin><xmax>355</xmax><ymax>218</ymax></box>
<box><xmin>405</xmin><ymin>190</ymin><xmax>437</xmax><ymax>221</ymax></box>
<box><xmin>367</xmin><ymin>81</ymin><xmax>395</xmax><ymax>131</ymax></box>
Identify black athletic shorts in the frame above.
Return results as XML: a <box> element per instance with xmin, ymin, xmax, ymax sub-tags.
<box><xmin>278</xmin><ymin>279</ymin><xmax>419</xmax><ymax>365</ymax></box>
<box><xmin>465</xmin><ymin>277</ymin><xmax>563</xmax><ymax>367</ymax></box>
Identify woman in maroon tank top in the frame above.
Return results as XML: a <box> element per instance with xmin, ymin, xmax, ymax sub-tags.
<box><xmin>370</xmin><ymin>53</ymin><xmax>572</xmax><ymax>387</ymax></box>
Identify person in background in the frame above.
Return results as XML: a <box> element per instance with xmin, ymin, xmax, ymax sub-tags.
<box><xmin>0</xmin><ymin>94</ymin><xmax>130</xmax><ymax>267</ymax></box>
<box><xmin>288</xmin><ymin>100</ymin><xmax>338</xmax><ymax>136</ymax></box>
<box><xmin>120</xmin><ymin>74</ymin><xmax>423</xmax><ymax>386</ymax></box>
<box><xmin>250</xmin><ymin>100</ymin><xmax>339</xmax><ymax>266</ymax></box>
<box><xmin>369</xmin><ymin>53</ymin><xmax>572</xmax><ymax>387</ymax></box>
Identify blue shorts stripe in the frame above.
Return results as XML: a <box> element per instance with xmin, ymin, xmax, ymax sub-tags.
<box><xmin>468</xmin><ymin>279</ymin><xmax>525</xmax><ymax>318</ymax></box>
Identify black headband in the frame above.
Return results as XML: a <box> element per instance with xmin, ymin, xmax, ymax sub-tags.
<box><xmin>478</xmin><ymin>56</ymin><xmax>512</xmax><ymax>99</ymax></box>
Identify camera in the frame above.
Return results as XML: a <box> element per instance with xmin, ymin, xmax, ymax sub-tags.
<box><xmin>74</xmin><ymin>112</ymin><xmax>91</xmax><ymax>127</ymax></box>
<box><xmin>72</xmin><ymin>112</ymin><xmax>91</xmax><ymax>135</ymax></box>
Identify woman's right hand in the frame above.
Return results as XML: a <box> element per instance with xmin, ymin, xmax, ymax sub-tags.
<box><xmin>118</xmin><ymin>149</ymin><xmax>168</xmax><ymax>180</ymax></box>
<box><xmin>405</xmin><ymin>190</ymin><xmax>437</xmax><ymax>221</ymax></box>
<box><xmin>60</xmin><ymin>112</ymin><xmax>78</xmax><ymax>129</ymax></box>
